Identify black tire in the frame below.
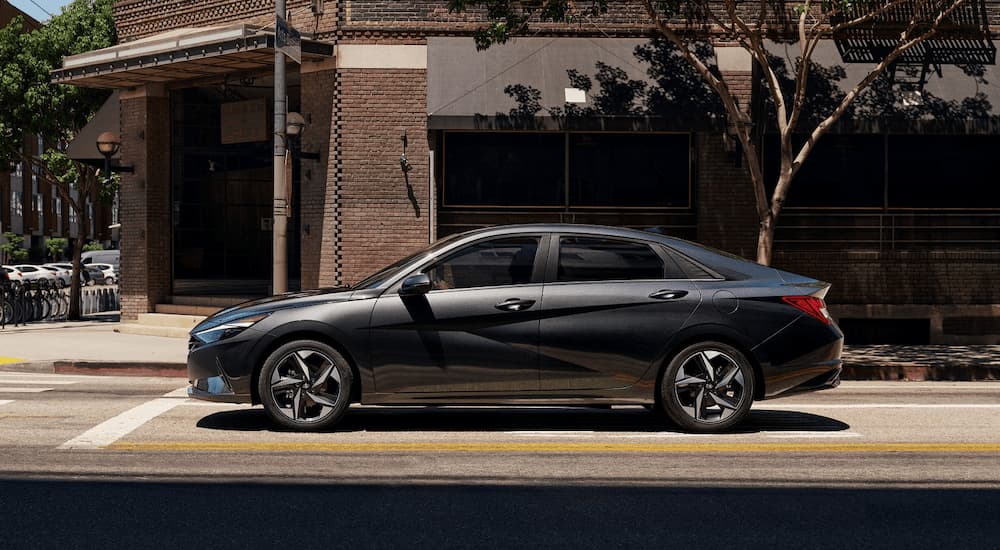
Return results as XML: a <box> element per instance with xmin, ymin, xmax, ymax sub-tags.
<box><xmin>660</xmin><ymin>341</ymin><xmax>755</xmax><ymax>433</ymax></box>
<box><xmin>257</xmin><ymin>340</ymin><xmax>353</xmax><ymax>431</ymax></box>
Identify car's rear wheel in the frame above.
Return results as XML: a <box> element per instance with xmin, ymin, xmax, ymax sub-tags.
<box><xmin>258</xmin><ymin>340</ymin><xmax>353</xmax><ymax>431</ymax></box>
<box><xmin>660</xmin><ymin>341</ymin><xmax>754</xmax><ymax>433</ymax></box>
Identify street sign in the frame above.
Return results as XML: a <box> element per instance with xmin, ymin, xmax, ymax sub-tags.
<box><xmin>276</xmin><ymin>15</ymin><xmax>301</xmax><ymax>64</ymax></box>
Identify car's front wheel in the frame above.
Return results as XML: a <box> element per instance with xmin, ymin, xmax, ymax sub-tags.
<box><xmin>258</xmin><ymin>340</ymin><xmax>353</xmax><ymax>431</ymax></box>
<box><xmin>660</xmin><ymin>341</ymin><xmax>755</xmax><ymax>433</ymax></box>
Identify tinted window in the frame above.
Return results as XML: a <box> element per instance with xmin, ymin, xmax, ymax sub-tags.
<box><xmin>569</xmin><ymin>133</ymin><xmax>690</xmax><ymax>207</ymax></box>
<box><xmin>444</xmin><ymin>132</ymin><xmax>564</xmax><ymax>206</ymax></box>
<box><xmin>889</xmin><ymin>135</ymin><xmax>1000</xmax><ymax>208</ymax></box>
<box><xmin>425</xmin><ymin>237</ymin><xmax>540</xmax><ymax>290</ymax></box>
<box><xmin>557</xmin><ymin>237</ymin><xmax>664</xmax><ymax>282</ymax></box>
<box><xmin>764</xmin><ymin>134</ymin><xmax>884</xmax><ymax>208</ymax></box>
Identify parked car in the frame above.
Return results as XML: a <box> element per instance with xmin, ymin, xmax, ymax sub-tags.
<box><xmin>2</xmin><ymin>266</ymin><xmax>23</xmax><ymax>284</ymax></box>
<box><xmin>51</xmin><ymin>262</ymin><xmax>98</xmax><ymax>286</ymax></box>
<box><xmin>40</xmin><ymin>265</ymin><xmax>72</xmax><ymax>288</ymax></box>
<box><xmin>84</xmin><ymin>265</ymin><xmax>106</xmax><ymax>286</ymax></box>
<box><xmin>91</xmin><ymin>263</ymin><xmax>117</xmax><ymax>285</ymax></box>
<box><xmin>12</xmin><ymin>265</ymin><xmax>59</xmax><ymax>286</ymax></box>
<box><xmin>82</xmin><ymin>249</ymin><xmax>119</xmax><ymax>269</ymax></box>
<box><xmin>187</xmin><ymin>224</ymin><xmax>844</xmax><ymax>433</ymax></box>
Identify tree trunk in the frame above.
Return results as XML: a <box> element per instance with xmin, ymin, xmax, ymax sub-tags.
<box><xmin>69</xmin><ymin>235</ymin><xmax>84</xmax><ymax>320</ymax></box>
<box><xmin>756</xmin><ymin>212</ymin><xmax>775</xmax><ymax>266</ymax></box>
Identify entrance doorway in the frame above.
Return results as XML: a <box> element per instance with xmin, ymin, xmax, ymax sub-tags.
<box><xmin>170</xmin><ymin>85</ymin><xmax>300</xmax><ymax>296</ymax></box>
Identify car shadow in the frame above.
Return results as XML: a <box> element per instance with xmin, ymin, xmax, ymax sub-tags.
<box><xmin>195</xmin><ymin>406</ymin><xmax>849</xmax><ymax>434</ymax></box>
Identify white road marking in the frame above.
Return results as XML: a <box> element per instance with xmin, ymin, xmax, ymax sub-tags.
<box><xmin>58</xmin><ymin>398</ymin><xmax>185</xmax><ymax>450</ymax></box>
<box><xmin>0</xmin><ymin>399</ymin><xmax>12</xmax><ymax>406</ymax></box>
<box><xmin>761</xmin><ymin>404</ymin><xmax>1000</xmax><ymax>409</ymax></box>
<box><xmin>162</xmin><ymin>387</ymin><xmax>190</xmax><ymax>398</ymax></box>
<box><xmin>841</xmin><ymin>383</ymin><xmax>1000</xmax><ymax>389</ymax></box>
<box><xmin>764</xmin><ymin>431</ymin><xmax>863</xmax><ymax>439</ymax></box>
<box><xmin>0</xmin><ymin>387</ymin><xmax>53</xmax><ymax>393</ymax></box>
<box><xmin>178</xmin><ymin>401</ymin><xmax>247</xmax><ymax>408</ymax></box>
<box><xmin>0</xmin><ymin>379</ymin><xmax>76</xmax><ymax>385</ymax></box>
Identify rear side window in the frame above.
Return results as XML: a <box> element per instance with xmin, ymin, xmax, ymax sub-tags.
<box><xmin>425</xmin><ymin>236</ymin><xmax>540</xmax><ymax>290</ymax></box>
<box><xmin>662</xmin><ymin>248</ymin><xmax>717</xmax><ymax>279</ymax></box>
<box><xmin>557</xmin><ymin>237</ymin><xmax>664</xmax><ymax>282</ymax></box>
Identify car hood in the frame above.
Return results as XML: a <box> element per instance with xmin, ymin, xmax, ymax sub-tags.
<box><xmin>192</xmin><ymin>287</ymin><xmax>356</xmax><ymax>333</ymax></box>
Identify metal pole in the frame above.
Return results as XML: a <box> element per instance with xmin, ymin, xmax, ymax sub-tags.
<box><xmin>272</xmin><ymin>0</ymin><xmax>288</xmax><ymax>294</ymax></box>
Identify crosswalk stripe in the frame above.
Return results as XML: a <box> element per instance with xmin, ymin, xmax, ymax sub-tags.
<box><xmin>0</xmin><ymin>379</ymin><xmax>76</xmax><ymax>385</ymax></box>
<box><xmin>0</xmin><ymin>387</ymin><xmax>53</xmax><ymax>393</ymax></box>
<box><xmin>59</xmin><ymin>398</ymin><xmax>185</xmax><ymax>450</ymax></box>
<box><xmin>0</xmin><ymin>399</ymin><xmax>13</xmax><ymax>406</ymax></box>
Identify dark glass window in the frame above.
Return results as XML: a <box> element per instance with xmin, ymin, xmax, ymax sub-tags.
<box><xmin>764</xmin><ymin>134</ymin><xmax>885</xmax><ymax>208</ymax></box>
<box><xmin>443</xmin><ymin>133</ymin><xmax>564</xmax><ymax>206</ymax></box>
<box><xmin>888</xmin><ymin>135</ymin><xmax>1000</xmax><ymax>208</ymax></box>
<box><xmin>557</xmin><ymin>237</ymin><xmax>664</xmax><ymax>282</ymax></box>
<box><xmin>425</xmin><ymin>237</ymin><xmax>540</xmax><ymax>290</ymax></box>
<box><xmin>569</xmin><ymin>133</ymin><xmax>690</xmax><ymax>207</ymax></box>
<box><xmin>663</xmin><ymin>249</ymin><xmax>715</xmax><ymax>279</ymax></box>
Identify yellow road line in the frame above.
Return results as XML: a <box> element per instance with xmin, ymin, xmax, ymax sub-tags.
<box><xmin>106</xmin><ymin>441</ymin><xmax>1000</xmax><ymax>453</ymax></box>
<box><xmin>0</xmin><ymin>357</ymin><xmax>26</xmax><ymax>365</ymax></box>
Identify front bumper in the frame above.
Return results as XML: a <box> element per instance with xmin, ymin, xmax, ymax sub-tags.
<box><xmin>187</xmin><ymin>331</ymin><xmax>264</xmax><ymax>404</ymax></box>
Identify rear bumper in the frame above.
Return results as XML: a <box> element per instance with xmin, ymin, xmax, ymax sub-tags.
<box><xmin>755</xmin><ymin>319</ymin><xmax>844</xmax><ymax>399</ymax></box>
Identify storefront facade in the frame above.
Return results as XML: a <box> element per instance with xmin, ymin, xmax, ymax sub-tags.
<box><xmin>54</xmin><ymin>1</ymin><xmax>1000</xmax><ymax>343</ymax></box>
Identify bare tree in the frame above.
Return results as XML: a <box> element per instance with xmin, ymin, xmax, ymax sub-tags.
<box><xmin>448</xmin><ymin>0</ymin><xmax>971</xmax><ymax>264</ymax></box>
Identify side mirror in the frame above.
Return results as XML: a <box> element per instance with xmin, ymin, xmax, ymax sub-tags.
<box><xmin>399</xmin><ymin>273</ymin><xmax>432</xmax><ymax>297</ymax></box>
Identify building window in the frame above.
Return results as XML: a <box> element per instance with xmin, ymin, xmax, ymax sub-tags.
<box><xmin>764</xmin><ymin>134</ymin><xmax>884</xmax><ymax>208</ymax></box>
<box><xmin>443</xmin><ymin>132</ymin><xmax>564</xmax><ymax>207</ymax></box>
<box><xmin>888</xmin><ymin>135</ymin><xmax>1000</xmax><ymax>208</ymax></box>
<box><xmin>11</xmin><ymin>191</ymin><xmax>22</xmax><ymax>218</ymax></box>
<box><xmin>443</xmin><ymin>132</ymin><xmax>690</xmax><ymax>209</ymax></box>
<box><xmin>569</xmin><ymin>133</ymin><xmax>690</xmax><ymax>207</ymax></box>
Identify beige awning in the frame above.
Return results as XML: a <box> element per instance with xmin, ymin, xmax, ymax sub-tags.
<box><xmin>66</xmin><ymin>91</ymin><xmax>119</xmax><ymax>163</ymax></box>
<box><xmin>52</xmin><ymin>24</ymin><xmax>334</xmax><ymax>89</ymax></box>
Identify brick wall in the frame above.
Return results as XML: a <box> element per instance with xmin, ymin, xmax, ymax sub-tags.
<box><xmin>299</xmin><ymin>67</ymin><xmax>336</xmax><ymax>289</ymax></box>
<box><xmin>337</xmin><ymin>68</ymin><xmax>430</xmax><ymax>285</ymax></box>
<box><xmin>119</xmin><ymin>92</ymin><xmax>171</xmax><ymax>320</ymax></box>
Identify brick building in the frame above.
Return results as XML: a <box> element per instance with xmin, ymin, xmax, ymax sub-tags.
<box><xmin>53</xmin><ymin>1</ymin><xmax>1000</xmax><ymax>343</ymax></box>
<box><xmin>0</xmin><ymin>2</ymin><xmax>114</xmax><ymax>263</ymax></box>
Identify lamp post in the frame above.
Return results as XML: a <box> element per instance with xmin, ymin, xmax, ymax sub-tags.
<box><xmin>96</xmin><ymin>131</ymin><xmax>120</xmax><ymax>181</ymax></box>
<box><xmin>96</xmin><ymin>132</ymin><xmax>130</xmax><ymax>244</ymax></box>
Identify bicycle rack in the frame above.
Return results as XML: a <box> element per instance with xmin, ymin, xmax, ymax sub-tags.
<box><xmin>1</xmin><ymin>280</ymin><xmax>120</xmax><ymax>329</ymax></box>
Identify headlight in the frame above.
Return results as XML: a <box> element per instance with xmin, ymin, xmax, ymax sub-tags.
<box><xmin>193</xmin><ymin>312</ymin><xmax>270</xmax><ymax>344</ymax></box>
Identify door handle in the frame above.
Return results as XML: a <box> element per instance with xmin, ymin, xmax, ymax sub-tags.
<box><xmin>495</xmin><ymin>298</ymin><xmax>536</xmax><ymax>312</ymax></box>
<box><xmin>649</xmin><ymin>289</ymin><xmax>688</xmax><ymax>301</ymax></box>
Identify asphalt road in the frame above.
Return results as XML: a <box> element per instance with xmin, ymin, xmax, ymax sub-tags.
<box><xmin>1</xmin><ymin>373</ymin><xmax>999</xmax><ymax>548</ymax></box>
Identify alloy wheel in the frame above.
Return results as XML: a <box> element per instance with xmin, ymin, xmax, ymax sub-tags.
<box><xmin>672</xmin><ymin>349</ymin><xmax>749</xmax><ymax>424</ymax></box>
<box><xmin>267</xmin><ymin>348</ymin><xmax>344</xmax><ymax>424</ymax></box>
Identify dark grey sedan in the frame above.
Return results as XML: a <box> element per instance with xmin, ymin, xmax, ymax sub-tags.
<box><xmin>187</xmin><ymin>224</ymin><xmax>842</xmax><ymax>433</ymax></box>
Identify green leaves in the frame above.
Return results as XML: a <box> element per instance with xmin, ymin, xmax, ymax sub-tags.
<box><xmin>0</xmin><ymin>0</ymin><xmax>116</xmax><ymax>162</ymax></box>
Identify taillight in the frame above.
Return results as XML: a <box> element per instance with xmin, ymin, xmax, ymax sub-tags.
<box><xmin>782</xmin><ymin>295</ymin><xmax>832</xmax><ymax>325</ymax></box>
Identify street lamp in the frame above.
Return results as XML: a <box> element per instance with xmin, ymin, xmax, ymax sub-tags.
<box><xmin>96</xmin><ymin>132</ymin><xmax>132</xmax><ymax>246</ymax></box>
<box><xmin>286</xmin><ymin>112</ymin><xmax>305</xmax><ymax>137</ymax></box>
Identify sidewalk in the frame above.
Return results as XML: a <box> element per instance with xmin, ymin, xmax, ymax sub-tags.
<box><xmin>1</xmin><ymin>319</ymin><xmax>998</xmax><ymax>380</ymax></box>
<box><xmin>0</xmin><ymin>316</ymin><xmax>187</xmax><ymax>377</ymax></box>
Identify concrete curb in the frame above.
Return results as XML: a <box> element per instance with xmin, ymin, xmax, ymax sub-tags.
<box><xmin>843</xmin><ymin>364</ymin><xmax>1000</xmax><ymax>381</ymax></box>
<box><xmin>0</xmin><ymin>361</ymin><xmax>186</xmax><ymax>378</ymax></box>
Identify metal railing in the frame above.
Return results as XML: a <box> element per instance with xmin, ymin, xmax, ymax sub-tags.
<box><xmin>774</xmin><ymin>211</ymin><xmax>1000</xmax><ymax>251</ymax></box>
<box><xmin>0</xmin><ymin>281</ymin><xmax>120</xmax><ymax>329</ymax></box>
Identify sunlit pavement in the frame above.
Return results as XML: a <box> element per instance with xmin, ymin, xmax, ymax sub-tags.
<box><xmin>2</xmin><ymin>374</ymin><xmax>999</xmax><ymax>548</ymax></box>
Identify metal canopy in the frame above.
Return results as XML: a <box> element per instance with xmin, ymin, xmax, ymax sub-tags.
<box><xmin>832</xmin><ymin>0</ymin><xmax>995</xmax><ymax>66</ymax></box>
<box><xmin>51</xmin><ymin>24</ymin><xmax>334</xmax><ymax>89</ymax></box>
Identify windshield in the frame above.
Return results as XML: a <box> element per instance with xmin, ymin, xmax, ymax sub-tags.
<box><xmin>352</xmin><ymin>232</ymin><xmax>467</xmax><ymax>290</ymax></box>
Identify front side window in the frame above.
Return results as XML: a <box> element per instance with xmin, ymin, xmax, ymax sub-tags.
<box><xmin>424</xmin><ymin>236</ymin><xmax>540</xmax><ymax>291</ymax></box>
<box><xmin>557</xmin><ymin>237</ymin><xmax>664</xmax><ymax>282</ymax></box>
